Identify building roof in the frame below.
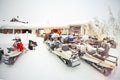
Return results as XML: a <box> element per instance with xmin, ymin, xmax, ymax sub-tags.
<box><xmin>0</xmin><ymin>21</ymin><xmax>38</xmax><ymax>29</ymax></box>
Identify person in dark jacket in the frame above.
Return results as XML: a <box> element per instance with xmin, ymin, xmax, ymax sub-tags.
<box><xmin>28</xmin><ymin>40</ymin><xmax>37</xmax><ymax>50</ymax></box>
<box><xmin>28</xmin><ymin>40</ymin><xmax>34</xmax><ymax>50</ymax></box>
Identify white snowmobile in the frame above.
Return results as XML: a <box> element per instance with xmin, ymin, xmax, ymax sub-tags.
<box><xmin>77</xmin><ymin>43</ymin><xmax>118</xmax><ymax>76</ymax></box>
<box><xmin>45</xmin><ymin>38</ymin><xmax>80</xmax><ymax>67</ymax></box>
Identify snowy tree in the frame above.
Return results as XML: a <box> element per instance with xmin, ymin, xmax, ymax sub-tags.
<box><xmin>89</xmin><ymin>7</ymin><xmax>120</xmax><ymax>42</ymax></box>
<box><xmin>93</xmin><ymin>17</ymin><xmax>107</xmax><ymax>37</ymax></box>
<box><xmin>107</xmin><ymin>7</ymin><xmax>120</xmax><ymax>41</ymax></box>
<box><xmin>118</xmin><ymin>10</ymin><xmax>120</xmax><ymax>23</ymax></box>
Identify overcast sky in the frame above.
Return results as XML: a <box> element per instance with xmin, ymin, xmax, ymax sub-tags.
<box><xmin>0</xmin><ymin>0</ymin><xmax>120</xmax><ymax>26</ymax></box>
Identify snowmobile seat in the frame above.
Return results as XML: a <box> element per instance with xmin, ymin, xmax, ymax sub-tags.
<box><xmin>62</xmin><ymin>46</ymin><xmax>69</xmax><ymax>51</ymax></box>
<box><xmin>5</xmin><ymin>51</ymin><xmax>22</xmax><ymax>58</ymax></box>
<box><xmin>86</xmin><ymin>44</ymin><xmax>97</xmax><ymax>55</ymax></box>
<box><xmin>55</xmin><ymin>42</ymin><xmax>60</xmax><ymax>48</ymax></box>
<box><xmin>68</xmin><ymin>44</ymin><xmax>76</xmax><ymax>49</ymax></box>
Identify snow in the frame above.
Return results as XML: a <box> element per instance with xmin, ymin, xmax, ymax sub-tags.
<box><xmin>0</xmin><ymin>34</ymin><xmax>120</xmax><ymax>80</ymax></box>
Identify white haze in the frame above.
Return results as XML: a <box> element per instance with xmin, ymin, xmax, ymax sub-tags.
<box><xmin>0</xmin><ymin>0</ymin><xmax>120</xmax><ymax>26</ymax></box>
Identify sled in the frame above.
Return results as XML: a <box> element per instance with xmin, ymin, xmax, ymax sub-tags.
<box><xmin>80</xmin><ymin>52</ymin><xmax>118</xmax><ymax>76</ymax></box>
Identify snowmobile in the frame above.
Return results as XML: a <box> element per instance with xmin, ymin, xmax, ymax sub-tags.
<box><xmin>0</xmin><ymin>48</ymin><xmax>4</xmax><ymax>63</ymax></box>
<box><xmin>45</xmin><ymin>37</ymin><xmax>80</xmax><ymax>67</ymax></box>
<box><xmin>3</xmin><ymin>51</ymin><xmax>23</xmax><ymax>64</ymax></box>
<box><xmin>77</xmin><ymin>43</ymin><xmax>118</xmax><ymax>76</ymax></box>
<box><xmin>3</xmin><ymin>38</ymin><xmax>27</xmax><ymax>65</ymax></box>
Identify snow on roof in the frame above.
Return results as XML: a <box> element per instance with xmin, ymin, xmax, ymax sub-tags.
<box><xmin>0</xmin><ymin>21</ymin><xmax>39</xmax><ymax>29</ymax></box>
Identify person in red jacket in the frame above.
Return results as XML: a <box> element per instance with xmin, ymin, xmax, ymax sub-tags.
<box><xmin>16</xmin><ymin>39</ymin><xmax>24</xmax><ymax>51</ymax></box>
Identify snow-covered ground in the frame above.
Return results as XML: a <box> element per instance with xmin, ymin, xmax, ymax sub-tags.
<box><xmin>0</xmin><ymin>34</ymin><xmax>120</xmax><ymax>80</ymax></box>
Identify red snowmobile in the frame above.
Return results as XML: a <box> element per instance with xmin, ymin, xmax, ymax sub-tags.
<box><xmin>3</xmin><ymin>38</ymin><xmax>27</xmax><ymax>65</ymax></box>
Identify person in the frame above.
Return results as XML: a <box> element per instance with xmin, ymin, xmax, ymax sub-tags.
<box><xmin>44</xmin><ymin>33</ymin><xmax>49</xmax><ymax>42</ymax></box>
<box><xmin>7</xmin><ymin>38</ymin><xmax>24</xmax><ymax>53</ymax></box>
<box><xmin>67</xmin><ymin>33</ymin><xmax>74</xmax><ymax>42</ymax></box>
<box><xmin>28</xmin><ymin>40</ymin><xmax>33</xmax><ymax>50</ymax></box>
<box><xmin>28</xmin><ymin>40</ymin><xmax>37</xmax><ymax>50</ymax></box>
<box><xmin>16</xmin><ymin>38</ymin><xmax>24</xmax><ymax>51</ymax></box>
